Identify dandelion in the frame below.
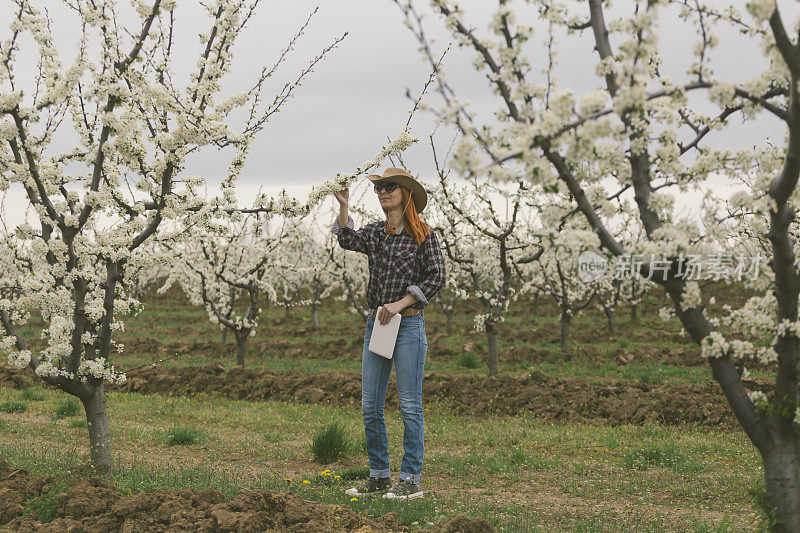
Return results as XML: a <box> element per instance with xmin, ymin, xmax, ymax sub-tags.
<box><xmin>334</xmin><ymin>475</ymin><xmax>341</xmax><ymax>479</ymax></box>
<box><xmin>285</xmin><ymin>478</ymin><xmax>292</xmax><ymax>483</ymax></box>
<box><xmin>302</xmin><ymin>479</ymin><xmax>310</xmax><ymax>484</ymax></box>
<box><xmin>351</xmin><ymin>497</ymin><xmax>358</xmax><ymax>501</ymax></box>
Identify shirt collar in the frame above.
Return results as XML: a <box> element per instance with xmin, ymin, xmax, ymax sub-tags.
<box><xmin>385</xmin><ymin>220</ymin><xmax>404</xmax><ymax>234</ymax></box>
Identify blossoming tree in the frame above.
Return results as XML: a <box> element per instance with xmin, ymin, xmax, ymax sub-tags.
<box><xmin>393</xmin><ymin>0</ymin><xmax>800</xmax><ymax>526</ymax></box>
<box><xmin>519</xmin><ymin>228</ymin><xmax>600</xmax><ymax>348</ymax></box>
<box><xmin>431</xmin><ymin>252</ymin><xmax>469</xmax><ymax>334</ymax></box>
<box><xmin>427</xmin><ymin>133</ymin><xmax>541</xmax><ymax>375</ymax></box>
<box><xmin>161</xmin><ymin>210</ymin><xmax>294</xmax><ymax>367</ymax></box>
<box><xmin>0</xmin><ymin>0</ymin><xmax>344</xmax><ymax>477</ymax></box>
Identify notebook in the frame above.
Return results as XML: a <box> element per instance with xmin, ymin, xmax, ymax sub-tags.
<box><xmin>368</xmin><ymin>306</ymin><xmax>402</xmax><ymax>359</ymax></box>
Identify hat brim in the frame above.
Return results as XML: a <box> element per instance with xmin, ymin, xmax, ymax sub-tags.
<box><xmin>368</xmin><ymin>174</ymin><xmax>427</xmax><ymax>213</ymax></box>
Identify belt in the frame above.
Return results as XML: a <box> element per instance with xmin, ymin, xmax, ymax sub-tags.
<box><xmin>368</xmin><ymin>307</ymin><xmax>423</xmax><ymax>319</ymax></box>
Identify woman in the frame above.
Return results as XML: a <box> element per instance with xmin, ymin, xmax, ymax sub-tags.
<box><xmin>332</xmin><ymin>167</ymin><xmax>446</xmax><ymax>501</ymax></box>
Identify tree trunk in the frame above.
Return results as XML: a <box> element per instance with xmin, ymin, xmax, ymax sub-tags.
<box><xmin>630</xmin><ymin>303</ymin><xmax>638</xmax><ymax>324</ymax></box>
<box><xmin>606</xmin><ymin>308</ymin><xmax>615</xmax><ymax>332</ymax></box>
<box><xmin>80</xmin><ymin>383</ymin><xmax>112</xmax><ymax>480</ymax></box>
<box><xmin>235</xmin><ymin>331</ymin><xmax>247</xmax><ymax>367</ymax></box>
<box><xmin>762</xmin><ymin>436</ymin><xmax>800</xmax><ymax>532</ymax></box>
<box><xmin>312</xmin><ymin>304</ymin><xmax>319</xmax><ymax>328</ymax></box>
<box><xmin>486</xmin><ymin>322</ymin><xmax>499</xmax><ymax>376</ymax></box>
<box><xmin>221</xmin><ymin>328</ymin><xmax>228</xmax><ymax>344</ymax></box>
<box><xmin>284</xmin><ymin>305</ymin><xmax>291</xmax><ymax>319</ymax></box>
<box><xmin>560</xmin><ymin>313</ymin><xmax>570</xmax><ymax>348</ymax></box>
<box><xmin>446</xmin><ymin>312</ymin><xmax>453</xmax><ymax>334</ymax></box>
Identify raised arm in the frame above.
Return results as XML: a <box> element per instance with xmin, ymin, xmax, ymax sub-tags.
<box><xmin>332</xmin><ymin>187</ymin><xmax>369</xmax><ymax>254</ymax></box>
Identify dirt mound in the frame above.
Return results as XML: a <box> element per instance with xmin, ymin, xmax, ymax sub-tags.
<box><xmin>0</xmin><ymin>363</ymin><xmax>768</xmax><ymax>428</ymax></box>
<box><xmin>0</xmin><ymin>456</ymin><xmax>413</xmax><ymax>532</ymax></box>
<box><xmin>0</xmin><ymin>455</ymin><xmax>494</xmax><ymax>532</ymax></box>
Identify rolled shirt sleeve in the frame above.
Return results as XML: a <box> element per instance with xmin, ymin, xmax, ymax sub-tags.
<box><xmin>331</xmin><ymin>215</ymin><xmax>355</xmax><ymax>234</ymax></box>
<box><xmin>407</xmin><ymin>285</ymin><xmax>428</xmax><ymax>307</ymax></box>
<box><xmin>407</xmin><ymin>229</ymin><xmax>446</xmax><ymax>308</ymax></box>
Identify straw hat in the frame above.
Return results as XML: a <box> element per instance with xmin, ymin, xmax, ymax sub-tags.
<box><xmin>367</xmin><ymin>167</ymin><xmax>428</xmax><ymax>213</ymax></box>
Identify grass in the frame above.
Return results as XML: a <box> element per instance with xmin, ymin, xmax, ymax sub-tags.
<box><xmin>621</xmin><ymin>441</ymin><xmax>705</xmax><ymax>473</ymax></box>
<box><xmin>18</xmin><ymin>389</ymin><xmax>45</xmax><ymax>401</ymax></box>
<box><xmin>310</xmin><ymin>421</ymin><xmax>352</xmax><ymax>463</ymax></box>
<box><xmin>1</xmin><ymin>400</ymin><xmax>28</xmax><ymax>413</ymax></box>
<box><xmin>54</xmin><ymin>397</ymin><xmax>81</xmax><ymax>418</ymax></box>
<box><xmin>164</xmin><ymin>426</ymin><xmax>203</xmax><ymax>446</ymax></box>
<box><xmin>457</xmin><ymin>351</ymin><xmax>479</xmax><ymax>369</ymax></box>
<box><xmin>0</xmin><ymin>384</ymin><xmax>766</xmax><ymax>531</ymax></box>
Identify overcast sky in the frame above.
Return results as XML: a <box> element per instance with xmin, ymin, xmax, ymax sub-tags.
<box><xmin>1</xmin><ymin>0</ymin><xmax>795</xmax><ymax>228</ymax></box>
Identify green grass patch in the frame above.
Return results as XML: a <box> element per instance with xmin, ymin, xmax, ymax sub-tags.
<box><xmin>18</xmin><ymin>389</ymin><xmax>45</xmax><ymax>401</ymax></box>
<box><xmin>165</xmin><ymin>426</ymin><xmax>203</xmax><ymax>446</ymax></box>
<box><xmin>114</xmin><ymin>459</ymin><xmax>241</xmax><ymax>496</ymax></box>
<box><xmin>1</xmin><ymin>401</ymin><xmax>28</xmax><ymax>413</ymax></box>
<box><xmin>622</xmin><ymin>441</ymin><xmax>704</xmax><ymax>473</ymax></box>
<box><xmin>54</xmin><ymin>397</ymin><xmax>81</xmax><ymax>418</ymax></box>
<box><xmin>310</xmin><ymin>420</ymin><xmax>352</xmax><ymax>463</ymax></box>
<box><xmin>458</xmin><ymin>351</ymin><xmax>479</xmax><ymax>369</ymax></box>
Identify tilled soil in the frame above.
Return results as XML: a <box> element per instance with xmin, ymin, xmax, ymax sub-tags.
<box><xmin>0</xmin><ymin>364</ymin><xmax>770</xmax><ymax>428</ymax></box>
<box><xmin>0</xmin><ymin>457</ymin><xmax>494</xmax><ymax>533</ymax></box>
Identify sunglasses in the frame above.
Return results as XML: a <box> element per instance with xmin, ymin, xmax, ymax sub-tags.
<box><xmin>374</xmin><ymin>182</ymin><xmax>403</xmax><ymax>194</ymax></box>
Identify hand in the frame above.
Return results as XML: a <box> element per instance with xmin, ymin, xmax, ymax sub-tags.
<box><xmin>333</xmin><ymin>187</ymin><xmax>349</xmax><ymax>207</ymax></box>
<box><xmin>378</xmin><ymin>301</ymin><xmax>405</xmax><ymax>325</ymax></box>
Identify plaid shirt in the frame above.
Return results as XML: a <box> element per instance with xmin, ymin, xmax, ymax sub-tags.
<box><xmin>332</xmin><ymin>216</ymin><xmax>446</xmax><ymax>310</ymax></box>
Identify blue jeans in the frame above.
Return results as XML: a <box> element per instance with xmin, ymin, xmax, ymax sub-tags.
<box><xmin>361</xmin><ymin>313</ymin><xmax>427</xmax><ymax>485</ymax></box>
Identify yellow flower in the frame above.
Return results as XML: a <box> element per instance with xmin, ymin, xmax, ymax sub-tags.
<box><xmin>334</xmin><ymin>475</ymin><xmax>341</xmax><ymax>479</ymax></box>
<box><xmin>285</xmin><ymin>478</ymin><xmax>292</xmax><ymax>483</ymax></box>
<box><xmin>351</xmin><ymin>497</ymin><xmax>358</xmax><ymax>501</ymax></box>
<box><xmin>302</xmin><ymin>479</ymin><xmax>310</xmax><ymax>484</ymax></box>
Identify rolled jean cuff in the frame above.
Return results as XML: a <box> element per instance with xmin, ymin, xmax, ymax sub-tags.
<box><xmin>407</xmin><ymin>285</ymin><xmax>428</xmax><ymax>307</ymax></box>
<box><xmin>399</xmin><ymin>471</ymin><xmax>420</xmax><ymax>485</ymax></box>
<box><xmin>370</xmin><ymin>467</ymin><xmax>391</xmax><ymax>478</ymax></box>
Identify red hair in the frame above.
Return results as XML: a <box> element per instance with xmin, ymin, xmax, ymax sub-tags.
<box><xmin>384</xmin><ymin>187</ymin><xmax>430</xmax><ymax>245</ymax></box>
